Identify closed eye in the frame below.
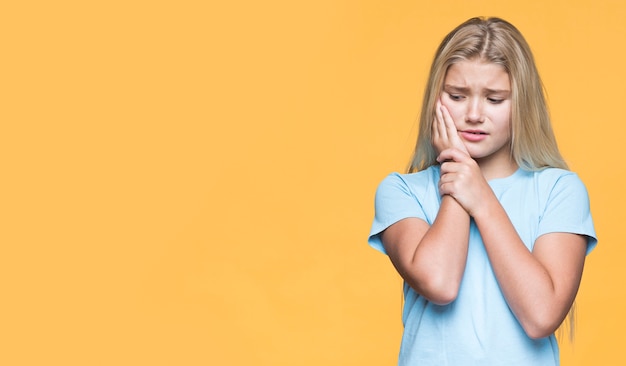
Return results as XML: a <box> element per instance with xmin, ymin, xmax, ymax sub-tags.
<box><xmin>487</xmin><ymin>98</ymin><xmax>504</xmax><ymax>104</ymax></box>
<box><xmin>447</xmin><ymin>93</ymin><xmax>464</xmax><ymax>101</ymax></box>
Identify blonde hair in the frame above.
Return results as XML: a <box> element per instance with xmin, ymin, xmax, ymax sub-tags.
<box><xmin>408</xmin><ymin>17</ymin><xmax>568</xmax><ymax>173</ymax></box>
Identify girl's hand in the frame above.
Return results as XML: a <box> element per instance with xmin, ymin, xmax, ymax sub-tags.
<box><xmin>431</xmin><ymin>99</ymin><xmax>469</xmax><ymax>155</ymax></box>
<box><xmin>437</xmin><ymin>148</ymin><xmax>492</xmax><ymax>217</ymax></box>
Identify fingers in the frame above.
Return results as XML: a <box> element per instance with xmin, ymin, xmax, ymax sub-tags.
<box><xmin>432</xmin><ymin>99</ymin><xmax>470</xmax><ymax>156</ymax></box>
<box><xmin>438</xmin><ymin>158</ymin><xmax>476</xmax><ymax>200</ymax></box>
<box><xmin>437</xmin><ymin>147</ymin><xmax>469</xmax><ymax>164</ymax></box>
<box><xmin>434</xmin><ymin>99</ymin><xmax>454</xmax><ymax>139</ymax></box>
<box><xmin>440</xmin><ymin>102</ymin><xmax>470</xmax><ymax>154</ymax></box>
<box><xmin>432</xmin><ymin>99</ymin><xmax>455</xmax><ymax>155</ymax></box>
<box><xmin>438</xmin><ymin>162</ymin><xmax>463</xmax><ymax>197</ymax></box>
<box><xmin>432</xmin><ymin>99</ymin><xmax>445</xmax><ymax>140</ymax></box>
<box><xmin>438</xmin><ymin>101</ymin><xmax>456</xmax><ymax>138</ymax></box>
<box><xmin>431</xmin><ymin>111</ymin><xmax>440</xmax><ymax>141</ymax></box>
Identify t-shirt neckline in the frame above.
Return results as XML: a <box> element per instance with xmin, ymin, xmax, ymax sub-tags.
<box><xmin>488</xmin><ymin>167</ymin><xmax>525</xmax><ymax>188</ymax></box>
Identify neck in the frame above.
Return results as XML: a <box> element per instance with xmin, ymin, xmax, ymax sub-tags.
<box><xmin>477</xmin><ymin>156</ymin><xmax>518</xmax><ymax>181</ymax></box>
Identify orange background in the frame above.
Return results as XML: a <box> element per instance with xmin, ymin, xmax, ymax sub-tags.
<box><xmin>2</xmin><ymin>0</ymin><xmax>624</xmax><ymax>365</ymax></box>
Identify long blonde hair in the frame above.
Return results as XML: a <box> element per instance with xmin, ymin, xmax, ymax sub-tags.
<box><xmin>408</xmin><ymin>16</ymin><xmax>576</xmax><ymax>341</ymax></box>
<box><xmin>408</xmin><ymin>17</ymin><xmax>567</xmax><ymax>173</ymax></box>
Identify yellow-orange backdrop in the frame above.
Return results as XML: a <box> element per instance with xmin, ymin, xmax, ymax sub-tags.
<box><xmin>2</xmin><ymin>0</ymin><xmax>624</xmax><ymax>365</ymax></box>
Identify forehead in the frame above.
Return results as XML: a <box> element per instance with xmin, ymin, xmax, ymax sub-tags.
<box><xmin>444</xmin><ymin>59</ymin><xmax>510</xmax><ymax>90</ymax></box>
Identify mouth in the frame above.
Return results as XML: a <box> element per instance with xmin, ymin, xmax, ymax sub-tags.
<box><xmin>459</xmin><ymin>129</ymin><xmax>488</xmax><ymax>142</ymax></box>
<box><xmin>461</xmin><ymin>129</ymin><xmax>487</xmax><ymax>135</ymax></box>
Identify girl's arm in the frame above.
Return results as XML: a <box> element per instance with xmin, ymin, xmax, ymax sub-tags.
<box><xmin>438</xmin><ymin>148</ymin><xmax>587</xmax><ymax>338</ymax></box>
<box><xmin>472</xmin><ymin>194</ymin><xmax>586</xmax><ymax>339</ymax></box>
<box><xmin>380</xmin><ymin>196</ymin><xmax>469</xmax><ymax>305</ymax></box>
<box><xmin>380</xmin><ymin>99</ymin><xmax>472</xmax><ymax>306</ymax></box>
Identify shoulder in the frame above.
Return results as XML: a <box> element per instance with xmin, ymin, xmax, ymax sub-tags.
<box><xmin>369</xmin><ymin>167</ymin><xmax>440</xmax><ymax>251</ymax></box>
<box><xmin>529</xmin><ymin>168</ymin><xmax>593</xmax><ymax>225</ymax></box>
<box><xmin>376</xmin><ymin>166</ymin><xmax>440</xmax><ymax>197</ymax></box>
<box><xmin>372</xmin><ymin>166</ymin><xmax>441</xmax><ymax>221</ymax></box>
<box><xmin>530</xmin><ymin>168</ymin><xmax>597</xmax><ymax>253</ymax></box>
<box><xmin>532</xmin><ymin>167</ymin><xmax>577</xmax><ymax>180</ymax></box>
<box><xmin>530</xmin><ymin>168</ymin><xmax>589</xmax><ymax>195</ymax></box>
<box><xmin>498</xmin><ymin>168</ymin><xmax>591</xmax><ymax>213</ymax></box>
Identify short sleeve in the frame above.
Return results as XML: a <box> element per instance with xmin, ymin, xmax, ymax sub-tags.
<box><xmin>538</xmin><ymin>172</ymin><xmax>597</xmax><ymax>255</ymax></box>
<box><xmin>368</xmin><ymin>173</ymin><xmax>428</xmax><ymax>254</ymax></box>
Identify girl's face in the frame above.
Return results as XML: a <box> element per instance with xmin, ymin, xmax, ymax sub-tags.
<box><xmin>440</xmin><ymin>59</ymin><xmax>513</xmax><ymax>169</ymax></box>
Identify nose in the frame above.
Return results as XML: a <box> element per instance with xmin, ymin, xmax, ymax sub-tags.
<box><xmin>466</xmin><ymin>99</ymin><xmax>484</xmax><ymax>123</ymax></box>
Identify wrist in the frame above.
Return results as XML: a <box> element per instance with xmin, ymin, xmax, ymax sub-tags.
<box><xmin>469</xmin><ymin>190</ymin><xmax>499</xmax><ymax>220</ymax></box>
<box><xmin>440</xmin><ymin>194</ymin><xmax>469</xmax><ymax>216</ymax></box>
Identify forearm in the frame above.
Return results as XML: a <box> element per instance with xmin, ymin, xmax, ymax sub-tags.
<box><xmin>473</xmin><ymin>193</ymin><xmax>580</xmax><ymax>338</ymax></box>
<box><xmin>410</xmin><ymin>195</ymin><xmax>470</xmax><ymax>304</ymax></box>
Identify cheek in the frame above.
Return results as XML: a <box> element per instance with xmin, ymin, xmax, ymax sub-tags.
<box><xmin>440</xmin><ymin>99</ymin><xmax>463</xmax><ymax>122</ymax></box>
<box><xmin>492</xmin><ymin>107</ymin><xmax>512</xmax><ymax>129</ymax></box>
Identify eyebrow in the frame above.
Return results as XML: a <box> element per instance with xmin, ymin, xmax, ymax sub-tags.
<box><xmin>444</xmin><ymin>85</ymin><xmax>511</xmax><ymax>94</ymax></box>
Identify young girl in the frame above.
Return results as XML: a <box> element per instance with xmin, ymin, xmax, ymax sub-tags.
<box><xmin>369</xmin><ymin>17</ymin><xmax>597</xmax><ymax>365</ymax></box>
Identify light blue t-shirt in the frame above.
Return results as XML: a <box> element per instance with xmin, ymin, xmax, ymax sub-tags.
<box><xmin>369</xmin><ymin>166</ymin><xmax>597</xmax><ymax>366</ymax></box>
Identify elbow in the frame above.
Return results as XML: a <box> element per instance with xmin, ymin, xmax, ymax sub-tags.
<box><xmin>524</xmin><ymin>328</ymin><xmax>554</xmax><ymax>339</ymax></box>
<box><xmin>429</xmin><ymin>289</ymin><xmax>458</xmax><ymax>306</ymax></box>
<box><xmin>524</xmin><ymin>325</ymin><xmax>557</xmax><ymax>340</ymax></box>
<box><xmin>520</xmin><ymin>313</ymin><xmax>563</xmax><ymax>340</ymax></box>
<box><xmin>410</xmin><ymin>274</ymin><xmax>461</xmax><ymax>306</ymax></box>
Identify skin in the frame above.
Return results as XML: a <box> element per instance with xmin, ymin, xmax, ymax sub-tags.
<box><xmin>381</xmin><ymin>59</ymin><xmax>587</xmax><ymax>339</ymax></box>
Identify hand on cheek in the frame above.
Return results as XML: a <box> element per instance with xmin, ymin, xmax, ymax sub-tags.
<box><xmin>433</xmin><ymin>99</ymin><xmax>489</xmax><ymax>214</ymax></box>
<box><xmin>432</xmin><ymin>99</ymin><xmax>469</xmax><ymax>157</ymax></box>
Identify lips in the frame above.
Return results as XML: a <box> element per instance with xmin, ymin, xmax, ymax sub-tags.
<box><xmin>460</xmin><ymin>130</ymin><xmax>488</xmax><ymax>142</ymax></box>
<box><xmin>462</xmin><ymin>129</ymin><xmax>487</xmax><ymax>135</ymax></box>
